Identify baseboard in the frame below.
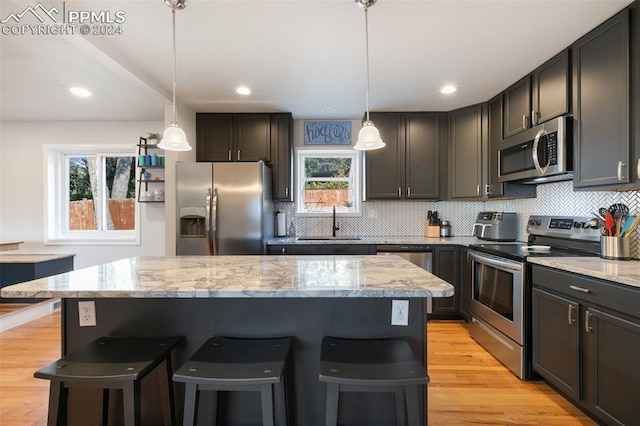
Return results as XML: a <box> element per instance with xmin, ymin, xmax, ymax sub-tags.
<box><xmin>0</xmin><ymin>298</ymin><xmax>60</xmax><ymax>333</ymax></box>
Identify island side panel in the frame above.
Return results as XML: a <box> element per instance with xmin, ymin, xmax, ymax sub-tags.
<box><xmin>62</xmin><ymin>297</ymin><xmax>428</xmax><ymax>426</ymax></box>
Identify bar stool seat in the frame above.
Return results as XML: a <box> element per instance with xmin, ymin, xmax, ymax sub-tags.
<box><xmin>319</xmin><ymin>336</ymin><xmax>430</xmax><ymax>426</ymax></box>
<box><xmin>173</xmin><ymin>336</ymin><xmax>292</xmax><ymax>426</ymax></box>
<box><xmin>34</xmin><ymin>336</ymin><xmax>182</xmax><ymax>426</ymax></box>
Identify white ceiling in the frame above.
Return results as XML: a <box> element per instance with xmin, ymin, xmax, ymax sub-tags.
<box><xmin>0</xmin><ymin>0</ymin><xmax>634</xmax><ymax>122</ymax></box>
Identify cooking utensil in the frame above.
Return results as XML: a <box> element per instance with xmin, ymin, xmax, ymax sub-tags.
<box><xmin>608</xmin><ymin>203</ymin><xmax>629</xmax><ymax>218</ymax></box>
<box><xmin>604</xmin><ymin>213</ymin><xmax>615</xmax><ymax>237</ymax></box>
<box><xmin>592</xmin><ymin>211</ymin><xmax>605</xmax><ymax>222</ymax></box>
<box><xmin>599</xmin><ymin>207</ymin><xmax>609</xmax><ymax>217</ymax></box>
<box><xmin>615</xmin><ymin>216</ymin><xmax>622</xmax><ymax>236</ymax></box>
<box><xmin>622</xmin><ymin>216</ymin><xmax>640</xmax><ymax>237</ymax></box>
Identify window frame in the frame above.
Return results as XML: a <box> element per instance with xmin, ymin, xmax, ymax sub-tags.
<box><xmin>44</xmin><ymin>144</ymin><xmax>140</xmax><ymax>245</ymax></box>
<box><xmin>295</xmin><ymin>148</ymin><xmax>362</xmax><ymax>217</ymax></box>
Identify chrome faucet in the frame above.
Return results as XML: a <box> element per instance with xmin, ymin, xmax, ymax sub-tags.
<box><xmin>332</xmin><ymin>204</ymin><xmax>340</xmax><ymax>237</ymax></box>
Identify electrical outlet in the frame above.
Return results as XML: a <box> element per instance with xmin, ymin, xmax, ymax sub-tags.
<box><xmin>391</xmin><ymin>299</ymin><xmax>409</xmax><ymax>326</ymax></box>
<box><xmin>78</xmin><ymin>301</ymin><xmax>96</xmax><ymax>327</ymax></box>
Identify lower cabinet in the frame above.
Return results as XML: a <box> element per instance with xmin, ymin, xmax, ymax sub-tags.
<box><xmin>430</xmin><ymin>246</ymin><xmax>461</xmax><ymax>320</ymax></box>
<box><xmin>459</xmin><ymin>248</ymin><xmax>472</xmax><ymax>321</ymax></box>
<box><xmin>532</xmin><ymin>265</ymin><xmax>640</xmax><ymax>425</ymax></box>
<box><xmin>267</xmin><ymin>244</ymin><xmax>376</xmax><ymax>255</ymax></box>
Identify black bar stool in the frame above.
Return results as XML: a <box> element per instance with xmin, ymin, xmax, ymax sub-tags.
<box><xmin>34</xmin><ymin>336</ymin><xmax>182</xmax><ymax>426</ymax></box>
<box><xmin>319</xmin><ymin>336</ymin><xmax>430</xmax><ymax>426</ymax></box>
<box><xmin>173</xmin><ymin>336</ymin><xmax>292</xmax><ymax>426</ymax></box>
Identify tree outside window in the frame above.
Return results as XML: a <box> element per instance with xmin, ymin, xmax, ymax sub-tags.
<box><xmin>45</xmin><ymin>145</ymin><xmax>139</xmax><ymax>244</ymax></box>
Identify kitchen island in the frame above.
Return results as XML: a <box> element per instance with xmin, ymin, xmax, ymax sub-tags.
<box><xmin>1</xmin><ymin>255</ymin><xmax>453</xmax><ymax>426</ymax></box>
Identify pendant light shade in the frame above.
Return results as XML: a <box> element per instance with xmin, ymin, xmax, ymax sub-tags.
<box><xmin>158</xmin><ymin>122</ymin><xmax>191</xmax><ymax>151</ymax></box>
<box><xmin>354</xmin><ymin>120</ymin><xmax>385</xmax><ymax>151</ymax></box>
<box><xmin>159</xmin><ymin>0</ymin><xmax>191</xmax><ymax>152</ymax></box>
<box><xmin>353</xmin><ymin>0</ymin><xmax>385</xmax><ymax>151</ymax></box>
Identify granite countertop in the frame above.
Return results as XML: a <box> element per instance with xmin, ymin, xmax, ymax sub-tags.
<box><xmin>267</xmin><ymin>236</ymin><xmax>484</xmax><ymax>246</ymax></box>
<box><xmin>529</xmin><ymin>257</ymin><xmax>640</xmax><ymax>289</ymax></box>
<box><xmin>0</xmin><ymin>255</ymin><xmax>454</xmax><ymax>299</ymax></box>
<box><xmin>0</xmin><ymin>253</ymin><xmax>75</xmax><ymax>263</ymax></box>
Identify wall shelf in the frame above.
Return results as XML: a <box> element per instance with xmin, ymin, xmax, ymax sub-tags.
<box><xmin>136</xmin><ymin>137</ymin><xmax>165</xmax><ymax>203</ymax></box>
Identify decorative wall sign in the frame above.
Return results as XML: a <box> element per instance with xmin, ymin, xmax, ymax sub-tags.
<box><xmin>303</xmin><ymin>121</ymin><xmax>351</xmax><ymax>145</ymax></box>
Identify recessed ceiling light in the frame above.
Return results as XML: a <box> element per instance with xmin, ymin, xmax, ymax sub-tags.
<box><xmin>440</xmin><ymin>85</ymin><xmax>457</xmax><ymax>95</ymax></box>
<box><xmin>236</xmin><ymin>86</ymin><xmax>251</xmax><ymax>95</ymax></box>
<box><xmin>70</xmin><ymin>87</ymin><xmax>92</xmax><ymax>97</ymax></box>
<box><xmin>321</xmin><ymin>107</ymin><xmax>337</xmax><ymax>113</ymax></box>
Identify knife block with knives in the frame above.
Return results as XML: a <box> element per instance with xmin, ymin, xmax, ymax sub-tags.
<box><xmin>425</xmin><ymin>210</ymin><xmax>441</xmax><ymax>237</ymax></box>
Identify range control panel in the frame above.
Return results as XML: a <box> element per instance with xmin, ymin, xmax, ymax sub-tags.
<box><xmin>527</xmin><ymin>215</ymin><xmax>601</xmax><ymax>241</ymax></box>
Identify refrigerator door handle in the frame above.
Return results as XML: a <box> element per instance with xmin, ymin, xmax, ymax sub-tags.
<box><xmin>205</xmin><ymin>189</ymin><xmax>212</xmax><ymax>255</ymax></box>
<box><xmin>211</xmin><ymin>188</ymin><xmax>219</xmax><ymax>256</ymax></box>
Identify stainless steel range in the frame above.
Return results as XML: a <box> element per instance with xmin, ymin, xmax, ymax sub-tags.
<box><xmin>467</xmin><ymin>215</ymin><xmax>601</xmax><ymax>379</ymax></box>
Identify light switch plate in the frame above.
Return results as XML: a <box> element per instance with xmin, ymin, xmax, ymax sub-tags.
<box><xmin>391</xmin><ymin>299</ymin><xmax>409</xmax><ymax>326</ymax></box>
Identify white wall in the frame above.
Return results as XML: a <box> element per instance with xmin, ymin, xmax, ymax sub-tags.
<box><xmin>0</xmin><ymin>121</ymin><xmax>165</xmax><ymax>269</ymax></box>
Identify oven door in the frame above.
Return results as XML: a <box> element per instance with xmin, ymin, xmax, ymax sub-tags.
<box><xmin>468</xmin><ymin>250</ymin><xmax>524</xmax><ymax>345</ymax></box>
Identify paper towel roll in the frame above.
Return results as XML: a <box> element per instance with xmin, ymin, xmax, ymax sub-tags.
<box><xmin>276</xmin><ymin>212</ymin><xmax>286</xmax><ymax>236</ymax></box>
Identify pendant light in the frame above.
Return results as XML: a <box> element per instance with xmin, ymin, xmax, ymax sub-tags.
<box><xmin>158</xmin><ymin>0</ymin><xmax>192</xmax><ymax>151</ymax></box>
<box><xmin>353</xmin><ymin>0</ymin><xmax>385</xmax><ymax>151</ymax></box>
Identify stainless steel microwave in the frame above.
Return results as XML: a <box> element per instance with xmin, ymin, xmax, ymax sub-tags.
<box><xmin>497</xmin><ymin>116</ymin><xmax>573</xmax><ymax>184</ymax></box>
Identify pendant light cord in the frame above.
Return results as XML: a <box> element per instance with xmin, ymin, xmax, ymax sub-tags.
<box><xmin>364</xmin><ymin>5</ymin><xmax>370</xmax><ymax>122</ymax></box>
<box><xmin>171</xmin><ymin>2</ymin><xmax>178</xmax><ymax>123</ymax></box>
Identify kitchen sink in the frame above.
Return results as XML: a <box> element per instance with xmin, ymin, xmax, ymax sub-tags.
<box><xmin>297</xmin><ymin>236</ymin><xmax>362</xmax><ymax>241</ymax></box>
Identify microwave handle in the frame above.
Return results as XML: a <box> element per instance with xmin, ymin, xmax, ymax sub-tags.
<box><xmin>532</xmin><ymin>129</ymin><xmax>550</xmax><ymax>175</ymax></box>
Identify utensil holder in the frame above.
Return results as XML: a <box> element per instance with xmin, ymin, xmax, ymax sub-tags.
<box><xmin>425</xmin><ymin>224</ymin><xmax>440</xmax><ymax>238</ymax></box>
<box><xmin>600</xmin><ymin>236</ymin><xmax>630</xmax><ymax>260</ymax></box>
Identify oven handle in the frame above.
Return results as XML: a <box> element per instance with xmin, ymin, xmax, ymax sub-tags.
<box><xmin>468</xmin><ymin>251</ymin><xmax>523</xmax><ymax>272</ymax></box>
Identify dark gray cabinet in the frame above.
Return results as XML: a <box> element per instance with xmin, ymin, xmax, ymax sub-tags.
<box><xmin>365</xmin><ymin>112</ymin><xmax>443</xmax><ymax>200</ymax></box>
<box><xmin>532</xmin><ymin>265</ymin><xmax>640</xmax><ymax>425</ymax></box>
<box><xmin>267</xmin><ymin>244</ymin><xmax>376</xmax><ymax>255</ymax></box>
<box><xmin>533</xmin><ymin>49</ymin><xmax>571</xmax><ymax>125</ymax></box>
<box><xmin>449</xmin><ymin>104</ymin><xmax>485</xmax><ymax>199</ymax></box>
<box><xmin>459</xmin><ymin>248</ymin><xmax>472</xmax><ymax>321</ymax></box>
<box><xmin>270</xmin><ymin>113</ymin><xmax>293</xmax><ymax>201</ymax></box>
<box><xmin>196</xmin><ymin>112</ymin><xmax>293</xmax><ymax>200</ymax></box>
<box><xmin>430</xmin><ymin>246</ymin><xmax>461</xmax><ymax>319</ymax></box>
<box><xmin>486</xmin><ymin>95</ymin><xmax>536</xmax><ymax>199</ymax></box>
<box><xmin>504</xmin><ymin>50</ymin><xmax>570</xmax><ymax>138</ymax></box>
<box><xmin>572</xmin><ymin>9</ymin><xmax>630</xmax><ymax>189</ymax></box>
<box><xmin>503</xmin><ymin>76</ymin><xmax>531</xmax><ymax>138</ymax></box>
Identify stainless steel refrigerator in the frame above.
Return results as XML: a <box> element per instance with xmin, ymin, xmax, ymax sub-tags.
<box><xmin>176</xmin><ymin>161</ymin><xmax>274</xmax><ymax>255</ymax></box>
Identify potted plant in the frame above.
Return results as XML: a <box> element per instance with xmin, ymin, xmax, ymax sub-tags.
<box><xmin>146</xmin><ymin>132</ymin><xmax>161</xmax><ymax>144</ymax></box>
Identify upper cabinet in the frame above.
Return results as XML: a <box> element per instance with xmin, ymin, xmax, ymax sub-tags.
<box><xmin>504</xmin><ymin>49</ymin><xmax>571</xmax><ymax>138</ymax></box>
<box><xmin>572</xmin><ymin>9</ymin><xmax>632</xmax><ymax>189</ymax></box>
<box><xmin>449</xmin><ymin>104</ymin><xmax>485</xmax><ymax>199</ymax></box>
<box><xmin>196</xmin><ymin>112</ymin><xmax>293</xmax><ymax>200</ymax></box>
<box><xmin>365</xmin><ymin>112</ymin><xmax>444</xmax><ymax>200</ymax></box>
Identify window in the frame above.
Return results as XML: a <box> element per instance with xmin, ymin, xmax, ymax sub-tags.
<box><xmin>45</xmin><ymin>145</ymin><xmax>139</xmax><ymax>244</ymax></box>
<box><xmin>296</xmin><ymin>149</ymin><xmax>362</xmax><ymax>216</ymax></box>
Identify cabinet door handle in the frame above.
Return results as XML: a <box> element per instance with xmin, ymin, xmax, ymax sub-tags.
<box><xmin>281</xmin><ymin>247</ymin><xmax>286</xmax><ymax>255</ymax></box>
<box><xmin>569</xmin><ymin>285</ymin><xmax>590</xmax><ymax>294</ymax></box>
<box><xmin>531</xmin><ymin>110</ymin><xmax>537</xmax><ymax>126</ymax></box>
<box><xmin>567</xmin><ymin>304</ymin><xmax>575</xmax><ymax>325</ymax></box>
<box><xmin>238</xmin><ymin>150</ymin><xmax>241</xmax><ymax>161</ymax></box>
<box><xmin>285</xmin><ymin>187</ymin><xmax>289</xmax><ymax>198</ymax></box>
<box><xmin>617</xmin><ymin>161</ymin><xmax>626</xmax><ymax>181</ymax></box>
<box><xmin>228</xmin><ymin>150</ymin><xmax>232</xmax><ymax>161</ymax></box>
<box><xmin>477</xmin><ymin>184</ymin><xmax>480</xmax><ymax>196</ymax></box>
<box><xmin>522</xmin><ymin>115</ymin><xmax>528</xmax><ymax>129</ymax></box>
<box><xmin>398</xmin><ymin>187</ymin><xmax>401</xmax><ymax>198</ymax></box>
<box><xmin>407</xmin><ymin>187</ymin><xmax>411</xmax><ymax>198</ymax></box>
<box><xmin>637</xmin><ymin>158</ymin><xmax>640</xmax><ymax>181</ymax></box>
<box><xmin>584</xmin><ymin>310</ymin><xmax>593</xmax><ymax>333</ymax></box>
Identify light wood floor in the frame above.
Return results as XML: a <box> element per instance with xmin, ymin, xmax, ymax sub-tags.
<box><xmin>0</xmin><ymin>314</ymin><xmax>595</xmax><ymax>425</ymax></box>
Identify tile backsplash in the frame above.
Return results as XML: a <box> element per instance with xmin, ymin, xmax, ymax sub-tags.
<box><xmin>275</xmin><ymin>181</ymin><xmax>640</xmax><ymax>259</ymax></box>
